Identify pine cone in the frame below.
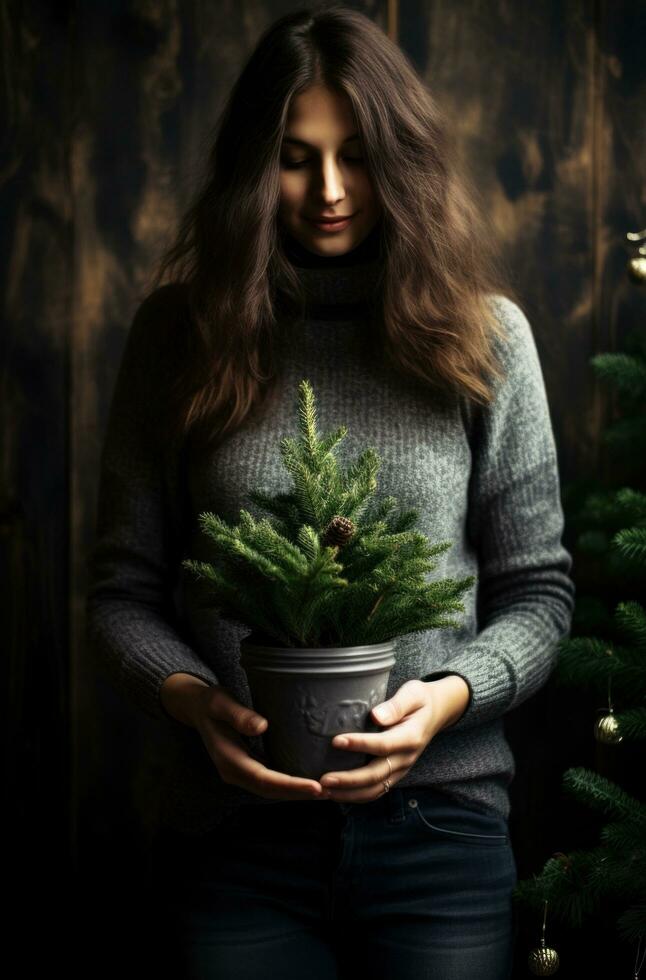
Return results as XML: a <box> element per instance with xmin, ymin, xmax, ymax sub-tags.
<box><xmin>321</xmin><ymin>515</ymin><xmax>356</xmax><ymax>549</ymax></box>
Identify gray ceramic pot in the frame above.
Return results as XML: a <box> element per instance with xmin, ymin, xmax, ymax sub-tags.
<box><xmin>239</xmin><ymin>637</ymin><xmax>397</xmax><ymax>780</ymax></box>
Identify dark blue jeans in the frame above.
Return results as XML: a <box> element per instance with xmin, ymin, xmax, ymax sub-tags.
<box><xmin>148</xmin><ymin>785</ymin><xmax>518</xmax><ymax>979</ymax></box>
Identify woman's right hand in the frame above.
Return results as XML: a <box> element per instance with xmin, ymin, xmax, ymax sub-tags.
<box><xmin>160</xmin><ymin>673</ymin><xmax>326</xmax><ymax>802</ymax></box>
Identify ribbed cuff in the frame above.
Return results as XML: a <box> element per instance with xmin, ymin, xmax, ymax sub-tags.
<box><xmin>421</xmin><ymin>670</ymin><xmax>474</xmax><ymax>730</ymax></box>
<box><xmin>121</xmin><ymin>651</ymin><xmax>220</xmax><ymax>725</ymax></box>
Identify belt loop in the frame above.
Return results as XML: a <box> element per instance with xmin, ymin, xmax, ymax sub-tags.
<box><xmin>387</xmin><ymin>787</ymin><xmax>406</xmax><ymax>824</ymax></box>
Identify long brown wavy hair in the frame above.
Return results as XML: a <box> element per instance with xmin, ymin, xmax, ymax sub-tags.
<box><xmin>147</xmin><ymin>2</ymin><xmax>522</xmax><ymax>453</ymax></box>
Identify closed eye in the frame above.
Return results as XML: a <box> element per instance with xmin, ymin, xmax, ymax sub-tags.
<box><xmin>281</xmin><ymin>156</ymin><xmax>364</xmax><ymax>169</ymax></box>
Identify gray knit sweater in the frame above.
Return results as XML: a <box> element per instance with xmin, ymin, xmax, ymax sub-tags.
<box><xmin>86</xmin><ymin>250</ymin><xmax>575</xmax><ymax>836</ymax></box>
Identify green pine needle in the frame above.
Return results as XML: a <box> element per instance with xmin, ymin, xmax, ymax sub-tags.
<box><xmin>181</xmin><ymin>377</ymin><xmax>475</xmax><ymax>648</ymax></box>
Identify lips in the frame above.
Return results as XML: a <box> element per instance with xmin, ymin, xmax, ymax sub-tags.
<box><xmin>309</xmin><ymin>213</ymin><xmax>355</xmax><ymax>224</ymax></box>
<box><xmin>306</xmin><ymin>212</ymin><xmax>357</xmax><ymax>234</ymax></box>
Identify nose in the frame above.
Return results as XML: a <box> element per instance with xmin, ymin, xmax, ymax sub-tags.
<box><xmin>315</xmin><ymin>156</ymin><xmax>347</xmax><ymax>205</ymax></box>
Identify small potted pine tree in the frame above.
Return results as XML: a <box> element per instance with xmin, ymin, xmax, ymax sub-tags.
<box><xmin>182</xmin><ymin>378</ymin><xmax>475</xmax><ymax>781</ymax></box>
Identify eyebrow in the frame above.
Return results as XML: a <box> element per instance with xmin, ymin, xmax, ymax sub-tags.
<box><xmin>282</xmin><ymin>132</ymin><xmax>360</xmax><ymax>149</ymax></box>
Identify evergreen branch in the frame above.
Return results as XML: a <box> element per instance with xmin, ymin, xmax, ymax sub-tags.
<box><xmin>287</xmin><ymin>543</ymin><xmax>351</xmax><ymax>644</ymax></box>
<box><xmin>180</xmin><ymin>559</ymin><xmax>219</xmax><ymax>585</ymax></box>
<box><xmin>265</xmin><ymin>582</ymin><xmax>309</xmax><ymax>644</ymax></box>
<box><xmin>196</xmin><ymin>510</ymin><xmax>239</xmax><ymax>546</ymax></box>
<box><xmin>180</xmin><ymin>560</ymin><xmax>293</xmax><ymax>645</ymax></box>
<box><xmin>318</xmin><ymin>453</ymin><xmax>345</xmax><ymax>508</ymax></box>
<box><xmin>615</xmin><ymin>487</ymin><xmax>646</xmax><ymax>517</ymax></box>
<box><xmin>291</xmin><ymin>459</ymin><xmax>327</xmax><ymax>526</ymax></box>
<box><xmin>227</xmin><ymin>537</ymin><xmax>291</xmax><ymax>584</ymax></box>
<box><xmin>613</xmin><ymin>525</ymin><xmax>646</xmax><ymax>563</ymax></box>
<box><xmin>237</xmin><ymin>510</ymin><xmax>309</xmax><ymax>575</ymax></box>
<box><xmin>552</xmin><ymin>636</ymin><xmax>646</xmax><ymax>693</ymax></box>
<box><xmin>616</xmin><ymin>905</ymin><xmax>646</xmax><ymax>946</ymax></box>
<box><xmin>348</xmin><ymin>576</ymin><xmax>473</xmax><ymax>646</ymax></box>
<box><xmin>514</xmin><ymin>326</ymin><xmax>646</xmax><ymax>942</ymax></box>
<box><xmin>278</xmin><ymin>435</ymin><xmax>304</xmax><ymax>479</ymax></box>
<box><xmin>333</xmin><ymin>536</ymin><xmax>396</xmax><ymax>581</ymax></box>
<box><xmin>389</xmin><ymin>508</ymin><xmax>420</xmax><ymax>533</ymax></box>
<box><xmin>422</xmin><ymin>574</ymin><xmax>477</xmax><ymax>607</ymax></box>
<box><xmin>360</xmin><ymin>494</ymin><xmax>398</xmax><ymax>526</ymax></box>
<box><xmin>512</xmin><ymin>850</ymin><xmax>607</xmax><ymax>927</ymax></box>
<box><xmin>315</xmin><ymin>423</ymin><xmax>349</xmax><ymax>462</ymax></box>
<box><xmin>340</xmin><ymin>445</ymin><xmax>379</xmax><ymax>492</ymax></box>
<box><xmin>600</xmin><ymin>820</ymin><xmax>646</xmax><ymax>858</ymax></box>
<box><xmin>246</xmin><ymin>489</ymin><xmax>299</xmax><ymax>524</ymax></box>
<box><xmin>591</xmin><ymin>351</ymin><xmax>646</xmax><ymax>400</ymax></box>
<box><xmin>561</xmin><ymin>767</ymin><xmax>646</xmax><ymax>827</ymax></box>
<box><xmin>355</xmin><ymin>593</ymin><xmax>429</xmax><ymax>645</ymax></box>
<box><xmin>612</xmin><ymin>707</ymin><xmax>646</xmax><ymax>740</ymax></box>
<box><xmin>296</xmin><ymin>524</ymin><xmax>320</xmax><ymax>561</ymax></box>
<box><xmin>184</xmin><ymin>378</ymin><xmax>476</xmax><ymax>648</ymax></box>
<box><xmin>296</xmin><ymin>377</ymin><xmax>321</xmax><ymax>463</ymax></box>
<box><xmin>332</xmin><ymin>449</ymin><xmax>382</xmax><ymax>527</ymax></box>
<box><xmin>614</xmin><ymin>599</ymin><xmax>646</xmax><ymax>649</ymax></box>
<box><xmin>579</xmin><ymin>486</ymin><xmax>646</xmax><ymax>526</ymax></box>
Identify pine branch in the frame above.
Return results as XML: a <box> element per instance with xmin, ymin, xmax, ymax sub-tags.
<box><xmin>600</xmin><ymin>820</ymin><xmax>646</xmax><ymax>859</ymax></box>
<box><xmin>611</xmin><ymin>706</ymin><xmax>646</xmax><ymax>740</ymax></box>
<box><xmin>180</xmin><ymin>560</ymin><xmax>293</xmax><ymax>645</ymax></box>
<box><xmin>553</xmin><ymin>636</ymin><xmax>646</xmax><ymax>700</ymax></box>
<box><xmin>315</xmin><ymin>424</ymin><xmax>349</xmax><ymax>462</ymax></box>
<box><xmin>512</xmin><ymin>851</ymin><xmax>607</xmax><ymax>927</ymax></box>
<box><xmin>579</xmin><ymin>486</ymin><xmax>646</xmax><ymax>527</ymax></box>
<box><xmin>561</xmin><ymin>768</ymin><xmax>646</xmax><ymax>828</ymax></box>
<box><xmin>246</xmin><ymin>488</ymin><xmax>301</xmax><ymax>526</ymax></box>
<box><xmin>297</xmin><ymin>375</ymin><xmax>322</xmax><ymax>463</ymax></box>
<box><xmin>616</xmin><ymin>905</ymin><xmax>646</xmax><ymax>946</ymax></box>
<box><xmin>614</xmin><ymin>525</ymin><xmax>646</xmax><ymax>564</ymax></box>
<box><xmin>615</xmin><ymin>600</ymin><xmax>646</xmax><ymax>649</ymax></box>
<box><xmin>183</xmin><ymin>378</ymin><xmax>477</xmax><ymax>648</ymax></box>
<box><xmin>514</xmin><ymin>322</ymin><xmax>646</xmax><ymax>949</ymax></box>
<box><xmin>591</xmin><ymin>351</ymin><xmax>646</xmax><ymax>400</ymax></box>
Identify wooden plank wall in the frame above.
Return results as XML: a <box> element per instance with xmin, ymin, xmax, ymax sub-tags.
<box><xmin>3</xmin><ymin>1</ymin><xmax>645</xmax><ymax>976</ymax></box>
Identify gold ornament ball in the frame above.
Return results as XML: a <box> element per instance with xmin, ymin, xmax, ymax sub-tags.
<box><xmin>594</xmin><ymin>712</ymin><xmax>623</xmax><ymax>744</ymax></box>
<box><xmin>627</xmin><ymin>256</ymin><xmax>646</xmax><ymax>283</ymax></box>
<box><xmin>528</xmin><ymin>944</ymin><xmax>560</xmax><ymax>975</ymax></box>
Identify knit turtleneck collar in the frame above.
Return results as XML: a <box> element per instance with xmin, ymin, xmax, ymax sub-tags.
<box><xmin>280</xmin><ymin>220</ymin><xmax>384</xmax><ymax>321</ymax></box>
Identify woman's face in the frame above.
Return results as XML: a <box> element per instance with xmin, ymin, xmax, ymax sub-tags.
<box><xmin>278</xmin><ymin>84</ymin><xmax>382</xmax><ymax>257</ymax></box>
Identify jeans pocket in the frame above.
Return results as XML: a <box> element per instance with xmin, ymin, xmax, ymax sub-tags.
<box><xmin>407</xmin><ymin>794</ymin><xmax>510</xmax><ymax>847</ymax></box>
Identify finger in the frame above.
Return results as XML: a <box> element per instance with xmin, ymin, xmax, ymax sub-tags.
<box><xmin>207</xmin><ymin>688</ymin><xmax>268</xmax><ymax>737</ymax></box>
<box><xmin>329</xmin><ymin>714</ymin><xmax>423</xmax><ymax>757</ymax></box>
<box><xmin>212</xmin><ymin>722</ymin><xmax>323</xmax><ymax>799</ymax></box>
<box><xmin>371</xmin><ymin>679</ymin><xmax>429</xmax><ymax>726</ymax></box>
<box><xmin>235</xmin><ymin>748</ymin><xmax>324</xmax><ymax>799</ymax></box>
<box><xmin>321</xmin><ymin>753</ymin><xmax>405</xmax><ymax>792</ymax></box>
<box><xmin>323</xmin><ymin>782</ymin><xmax>389</xmax><ymax>803</ymax></box>
<box><xmin>322</xmin><ymin>765</ymin><xmax>404</xmax><ymax>802</ymax></box>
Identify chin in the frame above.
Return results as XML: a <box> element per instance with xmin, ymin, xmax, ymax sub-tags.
<box><xmin>304</xmin><ymin>227</ymin><xmax>361</xmax><ymax>246</ymax></box>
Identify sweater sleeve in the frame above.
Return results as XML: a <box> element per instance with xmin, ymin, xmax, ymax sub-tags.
<box><xmin>422</xmin><ymin>296</ymin><xmax>575</xmax><ymax>731</ymax></box>
<box><xmin>85</xmin><ymin>286</ymin><xmax>220</xmax><ymax>724</ymax></box>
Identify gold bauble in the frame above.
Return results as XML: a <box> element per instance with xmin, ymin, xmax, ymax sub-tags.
<box><xmin>528</xmin><ymin>943</ymin><xmax>560</xmax><ymax>975</ymax></box>
<box><xmin>627</xmin><ymin>256</ymin><xmax>646</xmax><ymax>283</ymax></box>
<box><xmin>594</xmin><ymin>712</ymin><xmax>623</xmax><ymax>744</ymax></box>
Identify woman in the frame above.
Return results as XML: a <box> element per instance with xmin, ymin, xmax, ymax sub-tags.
<box><xmin>86</xmin><ymin>5</ymin><xmax>575</xmax><ymax>978</ymax></box>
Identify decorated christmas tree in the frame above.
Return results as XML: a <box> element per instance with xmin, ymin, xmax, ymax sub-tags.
<box><xmin>513</xmin><ymin>301</ymin><xmax>646</xmax><ymax>975</ymax></box>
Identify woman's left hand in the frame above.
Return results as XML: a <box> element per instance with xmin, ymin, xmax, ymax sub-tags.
<box><xmin>317</xmin><ymin>676</ymin><xmax>469</xmax><ymax>803</ymax></box>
